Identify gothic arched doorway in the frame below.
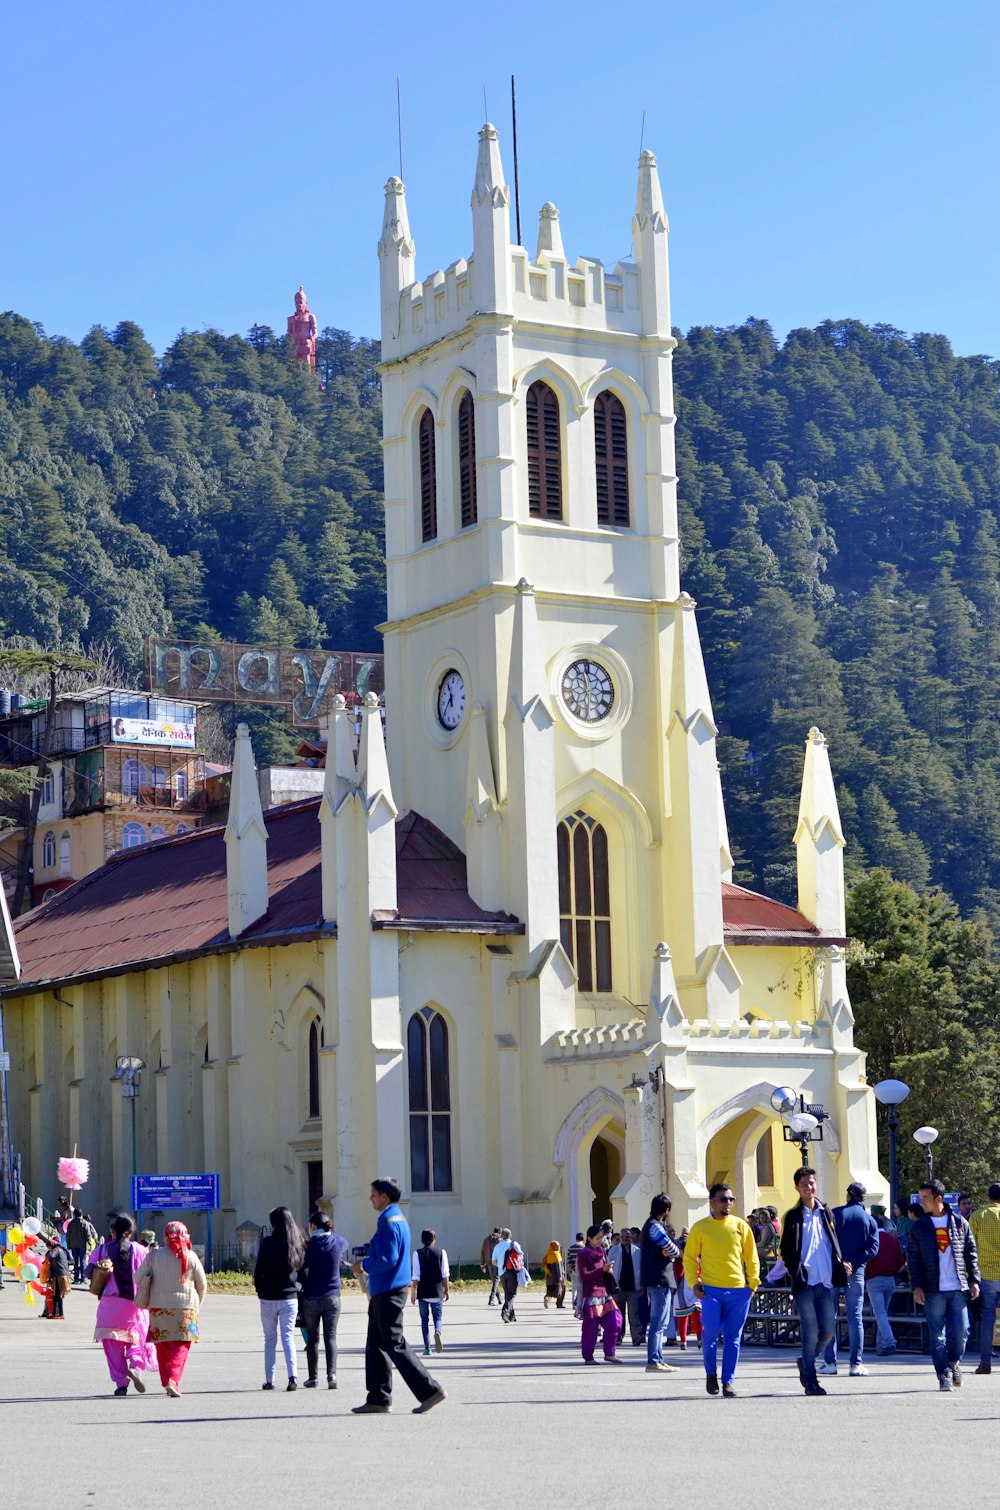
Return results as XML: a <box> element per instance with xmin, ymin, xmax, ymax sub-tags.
<box><xmin>590</xmin><ymin>1136</ymin><xmax>622</xmax><ymax>1227</ymax></box>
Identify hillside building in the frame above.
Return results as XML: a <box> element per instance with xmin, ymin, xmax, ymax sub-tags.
<box><xmin>0</xmin><ymin>128</ymin><xmax>884</xmax><ymax>1251</ymax></box>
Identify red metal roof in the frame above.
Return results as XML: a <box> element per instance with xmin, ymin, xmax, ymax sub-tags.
<box><xmin>10</xmin><ymin>799</ymin><xmax>520</xmax><ymax>994</ymax></box>
<box><xmin>722</xmin><ymin>881</ymin><xmax>846</xmax><ymax>946</ymax></box>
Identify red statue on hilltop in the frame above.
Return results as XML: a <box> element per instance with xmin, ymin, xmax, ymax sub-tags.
<box><xmin>287</xmin><ymin>285</ymin><xmax>318</xmax><ymax>367</ymax></box>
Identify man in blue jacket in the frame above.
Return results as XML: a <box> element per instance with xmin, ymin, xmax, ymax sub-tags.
<box><xmin>351</xmin><ymin>1177</ymin><xmax>446</xmax><ymax>1415</ymax></box>
<box><xmin>819</xmin><ymin>1182</ymin><xmax>880</xmax><ymax>1377</ymax></box>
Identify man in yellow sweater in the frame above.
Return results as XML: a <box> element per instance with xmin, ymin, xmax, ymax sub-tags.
<box><xmin>684</xmin><ymin>1183</ymin><xmax>761</xmax><ymax>1398</ymax></box>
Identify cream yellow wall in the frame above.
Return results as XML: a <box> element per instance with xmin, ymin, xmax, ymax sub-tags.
<box><xmin>732</xmin><ymin>944</ymin><xmax>819</xmax><ymax>1027</ymax></box>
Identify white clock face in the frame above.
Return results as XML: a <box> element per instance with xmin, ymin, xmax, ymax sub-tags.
<box><xmin>561</xmin><ymin>658</ymin><xmax>614</xmax><ymax>723</ymax></box>
<box><xmin>436</xmin><ymin>669</ymin><xmax>467</xmax><ymax>730</ymax></box>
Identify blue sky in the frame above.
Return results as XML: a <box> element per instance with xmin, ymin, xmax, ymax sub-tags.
<box><xmin>5</xmin><ymin>1</ymin><xmax>998</xmax><ymax>359</ymax></box>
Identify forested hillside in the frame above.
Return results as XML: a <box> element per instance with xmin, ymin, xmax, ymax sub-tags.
<box><xmin>1</xmin><ymin>312</ymin><xmax>999</xmax><ymax>930</ymax></box>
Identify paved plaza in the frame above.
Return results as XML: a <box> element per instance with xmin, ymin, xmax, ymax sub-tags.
<box><xmin>1</xmin><ymin>1287</ymin><xmax>997</xmax><ymax>1505</ymax></box>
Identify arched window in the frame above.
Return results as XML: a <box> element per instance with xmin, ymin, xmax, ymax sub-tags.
<box><xmin>308</xmin><ymin>1018</ymin><xmax>322</xmax><ymax>1119</ymax></box>
<box><xmin>41</xmin><ymin>768</ymin><xmax>55</xmax><ymax>807</ymax></box>
<box><xmin>594</xmin><ymin>390</ymin><xmax>630</xmax><ymax>526</ymax></box>
<box><xmin>557</xmin><ymin>811</ymin><xmax>612</xmax><ymax>992</ymax></box>
<box><xmin>122</xmin><ymin>821</ymin><xmax>146</xmax><ymax>849</ymax></box>
<box><xmin>418</xmin><ymin>408</ymin><xmax>437</xmax><ymax>542</ymax></box>
<box><xmin>41</xmin><ymin>888</ymin><xmax>56</xmax><ymax>903</ymax></box>
<box><xmin>123</xmin><ymin>759</ymin><xmax>148</xmax><ymax>797</ymax></box>
<box><xmin>457</xmin><ymin>390</ymin><xmax>477</xmax><ymax>527</ymax></box>
<box><xmin>407</xmin><ymin>1008</ymin><xmax>452</xmax><ymax>1192</ymax></box>
<box><xmin>59</xmin><ymin>833</ymin><xmax>71</xmax><ymax>877</ymax></box>
<box><xmin>526</xmin><ymin>380</ymin><xmax>562</xmax><ymax>519</ymax></box>
<box><xmin>42</xmin><ymin>830</ymin><xmax>56</xmax><ymax>869</ymax></box>
<box><xmin>151</xmin><ymin>825</ymin><xmax>166</xmax><ymax>841</ymax></box>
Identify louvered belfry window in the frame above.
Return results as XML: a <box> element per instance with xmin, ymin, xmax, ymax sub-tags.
<box><xmin>594</xmin><ymin>390</ymin><xmax>630</xmax><ymax>526</ymax></box>
<box><xmin>526</xmin><ymin>380</ymin><xmax>562</xmax><ymax>520</ymax></box>
<box><xmin>418</xmin><ymin>408</ymin><xmax>437</xmax><ymax>541</ymax></box>
<box><xmin>458</xmin><ymin>390</ymin><xmax>477</xmax><ymax>528</ymax></box>
<box><xmin>557</xmin><ymin>810</ymin><xmax>612</xmax><ymax>992</ymax></box>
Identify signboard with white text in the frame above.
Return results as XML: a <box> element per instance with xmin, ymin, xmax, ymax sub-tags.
<box><xmin>111</xmin><ymin>717</ymin><xmax>196</xmax><ymax>748</ymax></box>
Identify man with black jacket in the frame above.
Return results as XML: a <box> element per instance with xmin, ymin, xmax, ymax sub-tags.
<box><xmin>779</xmin><ymin>1166</ymin><xmax>851</xmax><ymax>1396</ymax></box>
<box><xmin>907</xmin><ymin>1178</ymin><xmax>981</xmax><ymax>1392</ymax></box>
<box><xmin>819</xmin><ymin>1182</ymin><xmax>880</xmax><ymax>1377</ymax></box>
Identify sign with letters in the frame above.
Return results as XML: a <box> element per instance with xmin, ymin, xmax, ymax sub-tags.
<box><xmin>146</xmin><ymin>637</ymin><xmax>384</xmax><ymax>726</ymax></box>
<box><xmin>111</xmin><ymin>716</ymin><xmax>197</xmax><ymax>748</ymax></box>
<box><xmin>131</xmin><ymin>1173</ymin><xmax>221</xmax><ymax>1211</ymax></box>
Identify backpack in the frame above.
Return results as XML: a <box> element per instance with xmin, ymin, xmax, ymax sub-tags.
<box><xmin>503</xmin><ymin>1243</ymin><xmax>521</xmax><ymax>1273</ymax></box>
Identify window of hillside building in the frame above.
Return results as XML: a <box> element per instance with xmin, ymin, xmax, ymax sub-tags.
<box><xmin>42</xmin><ymin>830</ymin><xmax>56</xmax><ymax>869</ymax></box>
<box><xmin>458</xmin><ymin>390</ymin><xmax>477</xmax><ymax>527</ymax></box>
<box><xmin>557</xmin><ymin>810</ymin><xmax>612</xmax><ymax>991</ymax></box>
<box><xmin>594</xmin><ymin>390</ymin><xmax>630</xmax><ymax>526</ymax></box>
<box><xmin>41</xmin><ymin>769</ymin><xmax>55</xmax><ymax>806</ymax></box>
<box><xmin>42</xmin><ymin>888</ymin><xmax>56</xmax><ymax>903</ymax></box>
<box><xmin>59</xmin><ymin>833</ymin><xmax>70</xmax><ymax>877</ymax></box>
<box><xmin>526</xmin><ymin>380</ymin><xmax>562</xmax><ymax>519</ymax></box>
<box><xmin>407</xmin><ymin>1008</ymin><xmax>452</xmax><ymax>1192</ymax></box>
<box><xmin>418</xmin><ymin>408</ymin><xmax>437</xmax><ymax>542</ymax></box>
<box><xmin>175</xmin><ymin>770</ymin><xmax>188</xmax><ymax>802</ymax></box>
<box><xmin>122</xmin><ymin>821</ymin><xmax>146</xmax><ymax>849</ymax></box>
<box><xmin>308</xmin><ymin>1018</ymin><xmax>322</xmax><ymax>1119</ymax></box>
<box><xmin>123</xmin><ymin>759</ymin><xmax>148</xmax><ymax>798</ymax></box>
<box><xmin>151</xmin><ymin>825</ymin><xmax>166</xmax><ymax>841</ymax></box>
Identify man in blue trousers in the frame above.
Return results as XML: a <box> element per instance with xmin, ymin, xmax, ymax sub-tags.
<box><xmin>819</xmin><ymin>1182</ymin><xmax>880</xmax><ymax>1377</ymax></box>
<box><xmin>351</xmin><ymin>1176</ymin><xmax>446</xmax><ymax>1415</ymax></box>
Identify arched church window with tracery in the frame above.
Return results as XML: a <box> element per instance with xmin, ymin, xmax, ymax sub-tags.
<box><xmin>457</xmin><ymin>390</ymin><xmax>477</xmax><ymax>528</ymax></box>
<box><xmin>526</xmin><ymin>380</ymin><xmax>562</xmax><ymax>520</ymax></box>
<box><xmin>308</xmin><ymin>1017</ymin><xmax>323</xmax><ymax>1119</ymax></box>
<box><xmin>558</xmin><ymin>811</ymin><xmax>612</xmax><ymax>992</ymax></box>
<box><xmin>418</xmin><ymin>408</ymin><xmax>437</xmax><ymax>542</ymax></box>
<box><xmin>594</xmin><ymin>390</ymin><xmax>630</xmax><ymax>526</ymax></box>
<box><xmin>407</xmin><ymin>1008</ymin><xmax>453</xmax><ymax>1192</ymax></box>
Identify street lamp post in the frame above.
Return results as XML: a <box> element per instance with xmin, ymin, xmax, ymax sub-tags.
<box><xmin>873</xmin><ymin>1079</ymin><xmax>910</xmax><ymax>1218</ymax></box>
<box><xmin>913</xmin><ymin>1125</ymin><xmax>939</xmax><ymax>1181</ymax></box>
<box><xmin>771</xmin><ymin>1086</ymin><xmax>829</xmax><ymax>1165</ymax></box>
<box><xmin>113</xmin><ymin>1055</ymin><xmax>146</xmax><ymax>1194</ymax></box>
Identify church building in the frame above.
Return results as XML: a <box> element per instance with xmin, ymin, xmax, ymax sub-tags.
<box><xmin>0</xmin><ymin>128</ymin><xmax>884</xmax><ymax>1256</ymax></box>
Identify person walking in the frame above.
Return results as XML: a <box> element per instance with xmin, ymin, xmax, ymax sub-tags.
<box><xmin>608</xmin><ymin>1227</ymin><xmax>642</xmax><ymax>1344</ymax></box>
<box><xmin>567</xmin><ymin>1232</ymin><xmax>585</xmax><ymax>1312</ymax></box>
<box><xmin>639</xmin><ymin>1194</ymin><xmax>680</xmax><ymax>1375</ymax></box>
<box><xmin>819</xmin><ymin>1182</ymin><xmax>879</xmax><ymax>1378</ymax></box>
<box><xmin>134</xmin><ymin>1221</ymin><xmax>207</xmax><ymax>1397</ymax></box>
<box><xmin>410</xmin><ymin>1227</ymin><xmax>450</xmax><ymax>1355</ymax></box>
<box><xmin>866</xmin><ymin>1211</ymin><xmax>905</xmax><ymax>1356</ymax></box>
<box><xmin>88</xmin><ymin>1213</ymin><xmax>155</xmax><ymax>1397</ymax></box>
<box><xmin>970</xmin><ymin>1183</ymin><xmax>1000</xmax><ymax>1373</ymax></box>
<box><xmin>577</xmin><ymin>1225</ymin><xmax>623</xmax><ymax>1364</ymax></box>
<box><xmin>481</xmin><ymin>1226</ymin><xmax>502</xmax><ymax>1305</ymax></box>
<box><xmin>253</xmin><ymin>1206</ymin><xmax>305</xmax><ymax>1392</ymax></box>
<box><xmin>907</xmin><ymin>1178</ymin><xmax>981</xmax><ymax>1392</ymax></box>
<box><xmin>541</xmin><ymin>1240</ymin><xmax>567</xmax><ymax>1309</ymax></box>
<box><xmin>67</xmin><ymin>1208</ymin><xmax>97</xmax><ymax>1285</ymax></box>
<box><xmin>496</xmin><ymin>1228</ymin><xmax>524</xmax><ymax>1323</ymax></box>
<box><xmin>300</xmin><ymin>1209</ymin><xmax>348</xmax><ymax>1389</ymax></box>
<box><xmin>684</xmin><ymin>1183</ymin><xmax>760</xmax><ymax>1397</ymax></box>
<box><xmin>42</xmin><ymin>1237</ymin><xmax>71</xmax><ymax>1318</ymax></box>
<box><xmin>779</xmin><ymin>1167</ymin><xmax>850</xmax><ymax>1397</ymax></box>
<box><xmin>351</xmin><ymin>1176</ymin><xmax>445</xmax><ymax>1415</ymax></box>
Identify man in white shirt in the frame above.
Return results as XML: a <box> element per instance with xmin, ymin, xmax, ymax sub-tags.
<box><xmin>907</xmin><ymin>1178</ymin><xmax>981</xmax><ymax>1392</ymax></box>
<box><xmin>608</xmin><ymin>1227</ymin><xmax>643</xmax><ymax>1345</ymax></box>
<box><xmin>493</xmin><ymin>1228</ymin><xmax>523</xmax><ymax>1322</ymax></box>
<box><xmin>410</xmin><ymin>1227</ymin><xmax>451</xmax><ymax>1356</ymax></box>
<box><xmin>779</xmin><ymin>1167</ymin><xmax>850</xmax><ymax>1396</ymax></box>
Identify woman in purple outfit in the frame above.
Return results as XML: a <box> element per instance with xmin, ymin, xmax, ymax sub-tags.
<box><xmin>577</xmin><ymin>1224</ymin><xmax>623</xmax><ymax>1364</ymax></box>
<box><xmin>88</xmin><ymin>1213</ymin><xmax>155</xmax><ymax>1397</ymax></box>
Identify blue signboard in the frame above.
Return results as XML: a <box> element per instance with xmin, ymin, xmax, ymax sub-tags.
<box><xmin>131</xmin><ymin>1173</ymin><xmax>220</xmax><ymax>1211</ymax></box>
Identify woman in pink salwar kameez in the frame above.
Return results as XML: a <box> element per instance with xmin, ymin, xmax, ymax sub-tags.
<box><xmin>89</xmin><ymin>1213</ymin><xmax>155</xmax><ymax>1397</ymax></box>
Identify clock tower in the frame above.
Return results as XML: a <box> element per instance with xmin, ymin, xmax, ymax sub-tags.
<box><xmin>379</xmin><ymin>124</ymin><xmax>733</xmax><ymax>1028</ymax></box>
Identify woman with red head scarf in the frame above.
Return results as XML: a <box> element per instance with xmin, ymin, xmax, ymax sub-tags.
<box><xmin>134</xmin><ymin>1222</ymin><xmax>207</xmax><ymax>1397</ymax></box>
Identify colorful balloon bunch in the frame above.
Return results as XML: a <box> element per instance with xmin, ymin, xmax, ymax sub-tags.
<box><xmin>3</xmin><ymin>1219</ymin><xmax>48</xmax><ymax>1304</ymax></box>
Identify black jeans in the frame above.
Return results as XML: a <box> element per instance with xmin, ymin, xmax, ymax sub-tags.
<box><xmin>301</xmin><ymin>1293</ymin><xmax>341</xmax><ymax>1380</ymax></box>
<box><xmin>501</xmin><ymin>1270</ymin><xmax>519</xmax><ymax>1320</ymax></box>
<box><xmin>71</xmin><ymin>1247</ymin><xmax>86</xmax><ymax>1284</ymax></box>
<box><xmin>365</xmin><ymin>1288</ymin><xmax>440</xmax><ymax>1406</ymax></box>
